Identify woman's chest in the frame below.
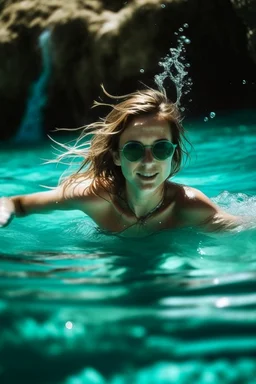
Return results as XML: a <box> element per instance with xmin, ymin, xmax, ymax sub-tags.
<box><xmin>91</xmin><ymin>202</ymin><xmax>181</xmax><ymax>236</ymax></box>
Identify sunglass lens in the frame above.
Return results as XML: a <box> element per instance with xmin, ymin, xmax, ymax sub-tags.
<box><xmin>123</xmin><ymin>143</ymin><xmax>143</xmax><ymax>161</ymax></box>
<box><xmin>153</xmin><ymin>142</ymin><xmax>175</xmax><ymax>160</ymax></box>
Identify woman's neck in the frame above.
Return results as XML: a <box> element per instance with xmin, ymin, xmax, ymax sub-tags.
<box><xmin>125</xmin><ymin>184</ymin><xmax>165</xmax><ymax>218</ymax></box>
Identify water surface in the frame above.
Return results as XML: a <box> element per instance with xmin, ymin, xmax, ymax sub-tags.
<box><xmin>0</xmin><ymin>112</ymin><xmax>256</xmax><ymax>384</ymax></box>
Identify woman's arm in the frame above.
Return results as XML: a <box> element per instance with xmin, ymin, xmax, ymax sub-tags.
<box><xmin>0</xmin><ymin>178</ymin><xmax>111</xmax><ymax>228</ymax></box>
<box><xmin>0</xmin><ymin>180</ymin><xmax>93</xmax><ymax>227</ymax></box>
<box><xmin>0</xmin><ymin>188</ymin><xmax>65</xmax><ymax>227</ymax></box>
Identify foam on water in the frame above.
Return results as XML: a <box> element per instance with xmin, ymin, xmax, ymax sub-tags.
<box><xmin>213</xmin><ymin>191</ymin><xmax>256</xmax><ymax>216</ymax></box>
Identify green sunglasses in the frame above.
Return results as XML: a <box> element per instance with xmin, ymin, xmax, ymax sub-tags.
<box><xmin>119</xmin><ymin>140</ymin><xmax>177</xmax><ymax>162</ymax></box>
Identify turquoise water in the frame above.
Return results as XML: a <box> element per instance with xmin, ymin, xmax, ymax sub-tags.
<box><xmin>0</xmin><ymin>112</ymin><xmax>256</xmax><ymax>384</ymax></box>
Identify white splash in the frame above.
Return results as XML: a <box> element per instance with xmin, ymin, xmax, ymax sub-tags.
<box><xmin>154</xmin><ymin>24</ymin><xmax>192</xmax><ymax>107</ymax></box>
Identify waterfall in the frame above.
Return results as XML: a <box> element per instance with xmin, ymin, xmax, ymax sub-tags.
<box><xmin>14</xmin><ymin>30</ymin><xmax>52</xmax><ymax>143</ymax></box>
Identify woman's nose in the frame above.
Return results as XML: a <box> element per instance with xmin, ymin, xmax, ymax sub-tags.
<box><xmin>142</xmin><ymin>148</ymin><xmax>154</xmax><ymax>163</ymax></box>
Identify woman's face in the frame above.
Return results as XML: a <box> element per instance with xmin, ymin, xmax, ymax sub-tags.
<box><xmin>113</xmin><ymin>114</ymin><xmax>175</xmax><ymax>194</ymax></box>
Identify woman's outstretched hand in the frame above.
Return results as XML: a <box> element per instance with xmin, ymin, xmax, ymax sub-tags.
<box><xmin>0</xmin><ymin>198</ymin><xmax>15</xmax><ymax>227</ymax></box>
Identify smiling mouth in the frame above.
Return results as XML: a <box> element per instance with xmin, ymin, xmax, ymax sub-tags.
<box><xmin>137</xmin><ymin>173</ymin><xmax>158</xmax><ymax>180</ymax></box>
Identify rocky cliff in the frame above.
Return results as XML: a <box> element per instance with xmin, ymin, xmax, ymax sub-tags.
<box><xmin>0</xmin><ymin>0</ymin><xmax>255</xmax><ymax>140</ymax></box>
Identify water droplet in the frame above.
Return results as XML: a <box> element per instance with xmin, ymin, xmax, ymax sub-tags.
<box><xmin>204</xmin><ymin>117</ymin><xmax>209</xmax><ymax>122</ymax></box>
<box><xmin>154</xmin><ymin>25</ymin><xmax>192</xmax><ymax>107</ymax></box>
<box><xmin>242</xmin><ymin>79</ymin><xmax>246</xmax><ymax>84</ymax></box>
<box><xmin>161</xmin><ymin>3</ymin><xmax>166</xmax><ymax>8</ymax></box>
<box><xmin>215</xmin><ymin>297</ymin><xmax>230</xmax><ymax>308</ymax></box>
<box><xmin>140</xmin><ymin>68</ymin><xmax>144</xmax><ymax>73</ymax></box>
<box><xmin>184</xmin><ymin>38</ymin><xmax>191</xmax><ymax>44</ymax></box>
<box><xmin>183</xmin><ymin>23</ymin><xmax>189</xmax><ymax>28</ymax></box>
<box><xmin>65</xmin><ymin>321</ymin><xmax>73</xmax><ymax>330</ymax></box>
<box><xmin>210</xmin><ymin>112</ymin><xmax>216</xmax><ymax>119</ymax></box>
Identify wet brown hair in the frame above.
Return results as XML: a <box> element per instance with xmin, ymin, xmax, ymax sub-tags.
<box><xmin>53</xmin><ymin>86</ymin><xmax>190</xmax><ymax>196</ymax></box>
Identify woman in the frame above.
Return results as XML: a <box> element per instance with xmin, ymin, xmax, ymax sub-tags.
<box><xmin>0</xmin><ymin>87</ymin><xmax>243</xmax><ymax>237</ymax></box>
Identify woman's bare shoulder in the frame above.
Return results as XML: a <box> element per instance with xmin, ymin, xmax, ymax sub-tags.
<box><xmin>59</xmin><ymin>177</ymin><xmax>112</xmax><ymax>208</ymax></box>
<box><xmin>166</xmin><ymin>182</ymin><xmax>218</xmax><ymax>222</ymax></box>
<box><xmin>166</xmin><ymin>182</ymin><xmax>215</xmax><ymax>204</ymax></box>
<box><xmin>168</xmin><ymin>183</ymin><xmax>216</xmax><ymax>208</ymax></box>
<box><xmin>165</xmin><ymin>181</ymin><xmax>186</xmax><ymax>201</ymax></box>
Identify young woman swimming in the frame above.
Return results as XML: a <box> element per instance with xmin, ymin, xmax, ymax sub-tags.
<box><xmin>0</xmin><ymin>87</ymin><xmax>244</xmax><ymax>237</ymax></box>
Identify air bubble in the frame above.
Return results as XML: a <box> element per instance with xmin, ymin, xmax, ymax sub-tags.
<box><xmin>242</xmin><ymin>80</ymin><xmax>246</xmax><ymax>84</ymax></box>
<box><xmin>184</xmin><ymin>38</ymin><xmax>191</xmax><ymax>44</ymax></box>
<box><xmin>65</xmin><ymin>321</ymin><xmax>73</xmax><ymax>330</ymax></box>
<box><xmin>161</xmin><ymin>4</ymin><xmax>166</xmax><ymax>8</ymax></box>
<box><xmin>185</xmin><ymin>63</ymin><xmax>190</xmax><ymax>67</ymax></box>
<box><xmin>183</xmin><ymin>23</ymin><xmax>189</xmax><ymax>28</ymax></box>
<box><xmin>210</xmin><ymin>112</ymin><xmax>216</xmax><ymax>119</ymax></box>
<box><xmin>204</xmin><ymin>117</ymin><xmax>209</xmax><ymax>122</ymax></box>
<box><xmin>140</xmin><ymin>68</ymin><xmax>145</xmax><ymax>73</ymax></box>
<box><xmin>179</xmin><ymin>28</ymin><xmax>183</xmax><ymax>32</ymax></box>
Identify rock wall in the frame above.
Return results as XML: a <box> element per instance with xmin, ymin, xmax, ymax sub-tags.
<box><xmin>0</xmin><ymin>0</ymin><xmax>255</xmax><ymax>140</ymax></box>
<box><xmin>231</xmin><ymin>0</ymin><xmax>256</xmax><ymax>63</ymax></box>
